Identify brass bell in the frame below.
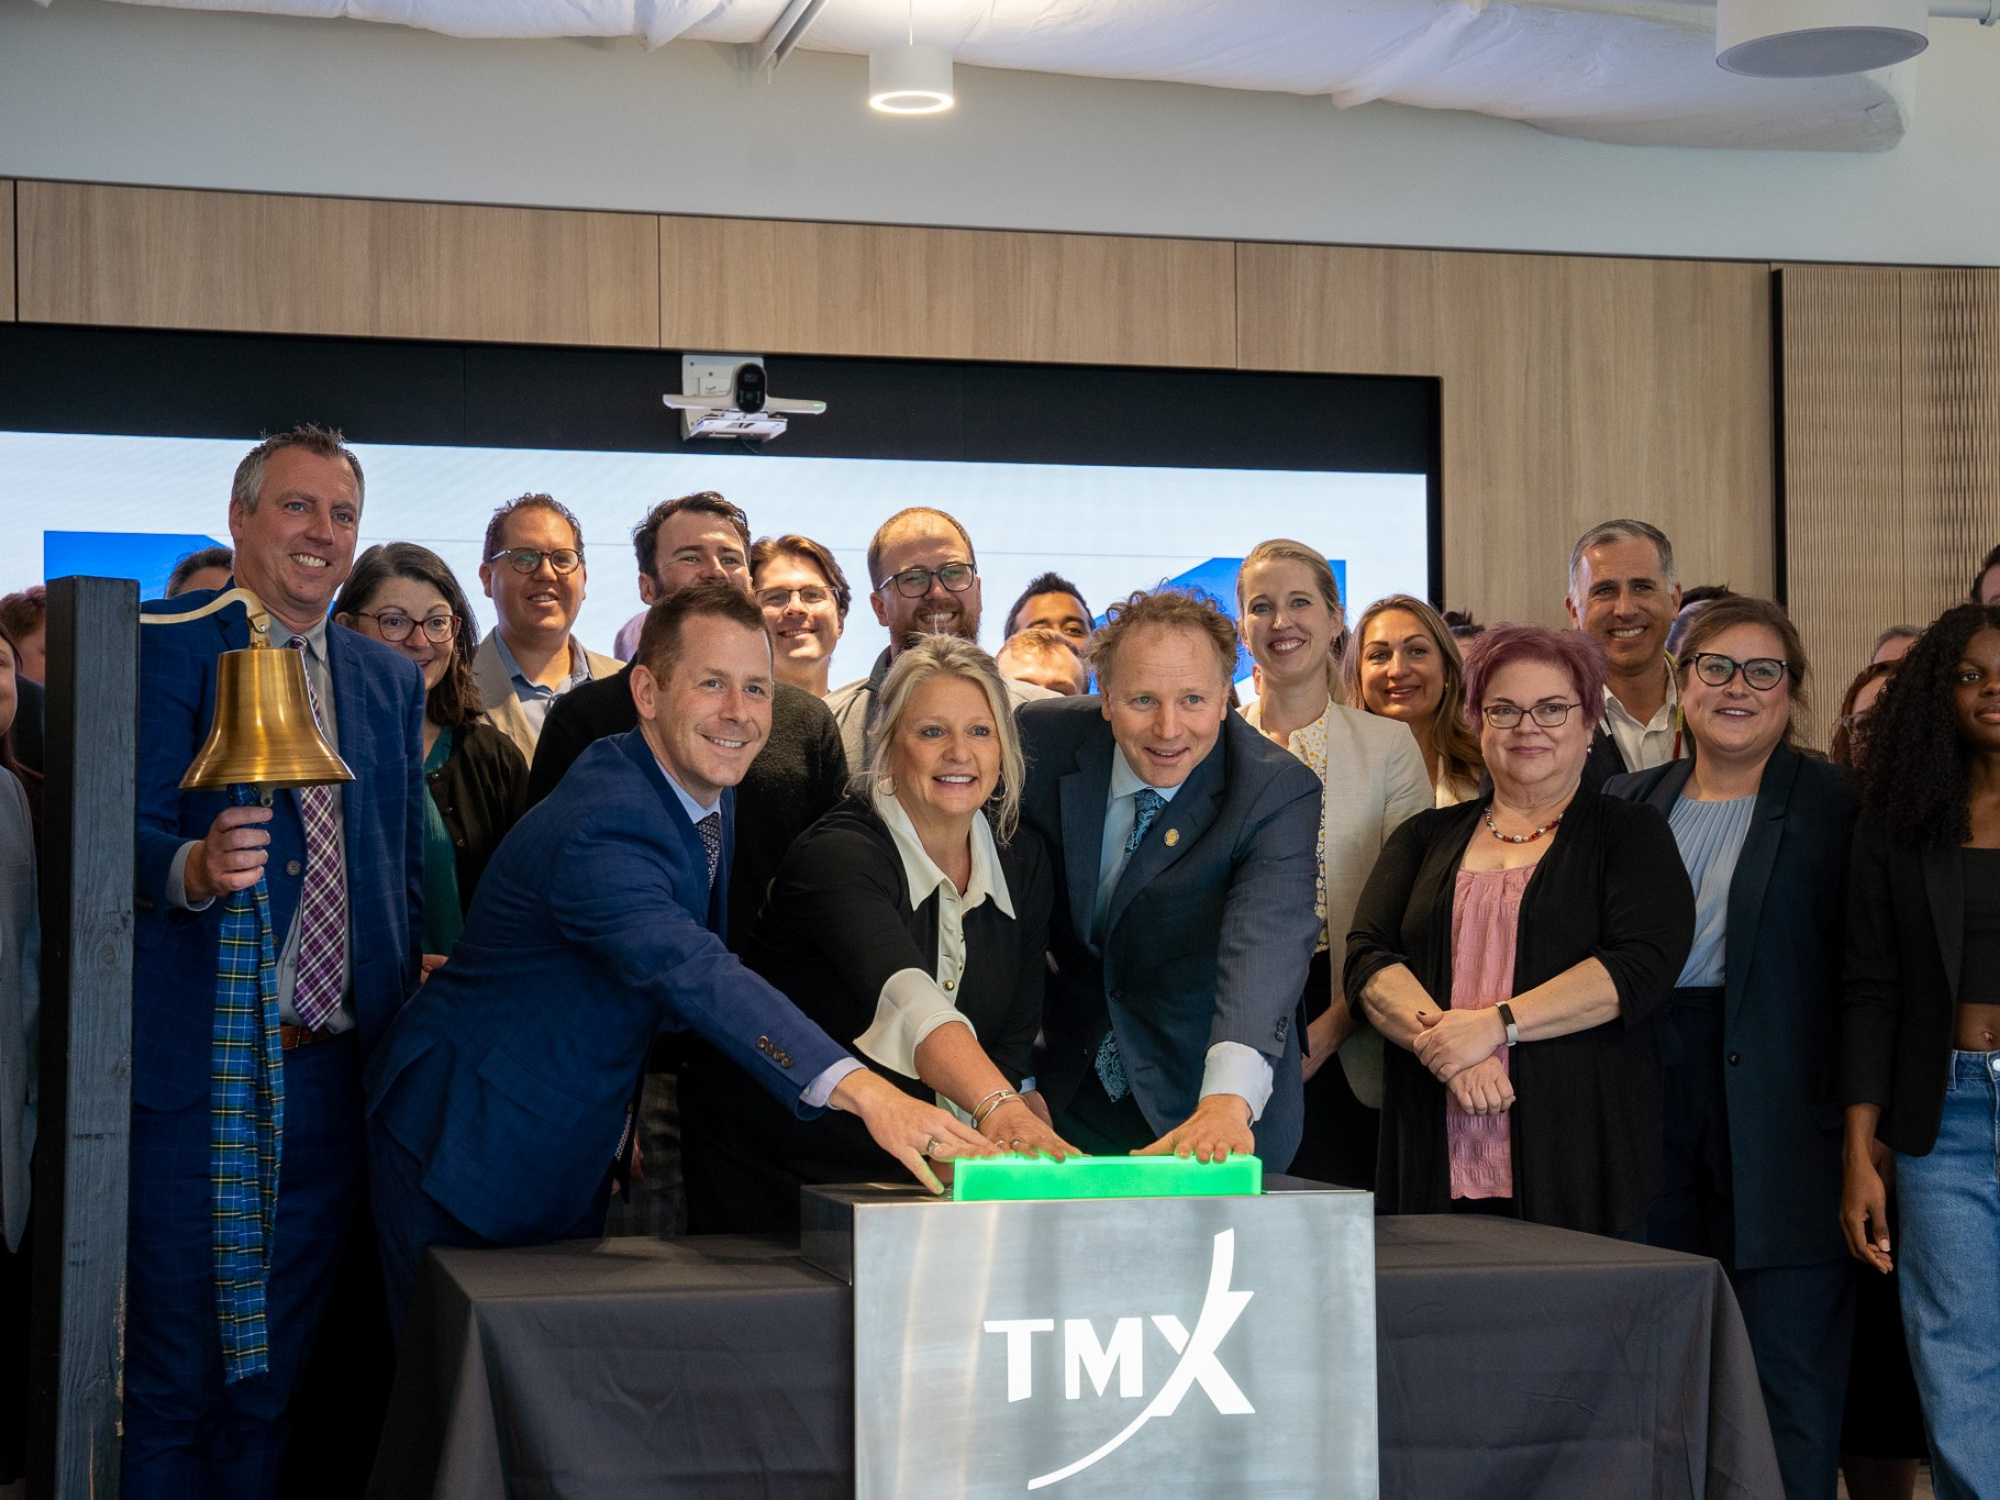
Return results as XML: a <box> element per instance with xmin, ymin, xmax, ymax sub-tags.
<box><xmin>141</xmin><ymin>586</ymin><xmax>355</xmax><ymax>796</ymax></box>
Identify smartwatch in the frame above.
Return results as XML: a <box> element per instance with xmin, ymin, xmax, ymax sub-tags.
<box><xmin>1496</xmin><ymin>1001</ymin><xmax>1520</xmax><ymax>1048</ymax></box>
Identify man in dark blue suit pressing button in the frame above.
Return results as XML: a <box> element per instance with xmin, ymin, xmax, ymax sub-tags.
<box><xmin>1018</xmin><ymin>588</ymin><xmax>1324</xmax><ymax>1171</ymax></box>
<box><xmin>365</xmin><ymin>585</ymin><xmax>988</xmax><ymax>1333</ymax></box>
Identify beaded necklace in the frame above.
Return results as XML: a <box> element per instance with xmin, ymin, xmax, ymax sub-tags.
<box><xmin>1482</xmin><ymin>804</ymin><xmax>1563</xmax><ymax>844</ymax></box>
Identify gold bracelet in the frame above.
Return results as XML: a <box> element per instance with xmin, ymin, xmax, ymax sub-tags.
<box><xmin>971</xmin><ymin>1089</ymin><xmax>1021</xmax><ymax>1128</ymax></box>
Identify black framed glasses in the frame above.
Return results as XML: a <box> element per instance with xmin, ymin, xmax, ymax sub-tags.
<box><xmin>490</xmin><ymin>546</ymin><xmax>583</xmax><ymax>576</ymax></box>
<box><xmin>877</xmin><ymin>562</ymin><xmax>976</xmax><ymax>599</ymax></box>
<box><xmin>1690</xmin><ymin>652</ymin><xmax>1788</xmax><ymax>691</ymax></box>
<box><xmin>1481</xmin><ymin>700</ymin><xmax>1583</xmax><ymax>729</ymax></box>
<box><xmin>755</xmin><ymin>585</ymin><xmax>835</xmax><ymax>611</ymax></box>
<box><xmin>352</xmin><ymin>610</ymin><xmax>460</xmax><ymax>645</ymax></box>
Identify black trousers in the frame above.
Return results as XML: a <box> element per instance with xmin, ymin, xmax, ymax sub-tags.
<box><xmin>1286</xmin><ymin>949</ymin><xmax>1378</xmax><ymax>1190</ymax></box>
<box><xmin>1648</xmin><ymin>989</ymin><xmax>1855</xmax><ymax>1500</ymax></box>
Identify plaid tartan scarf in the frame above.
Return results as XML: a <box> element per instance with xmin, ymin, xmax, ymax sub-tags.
<box><xmin>211</xmin><ymin>785</ymin><xmax>287</xmax><ymax>1384</ymax></box>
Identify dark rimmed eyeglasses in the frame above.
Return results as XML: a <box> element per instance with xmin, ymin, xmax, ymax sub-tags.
<box><xmin>489</xmin><ymin>546</ymin><xmax>584</xmax><ymax>576</ymax></box>
<box><xmin>756</xmin><ymin>585</ymin><xmax>835</xmax><ymax>611</ymax></box>
<box><xmin>1481</xmin><ymin>700</ymin><xmax>1583</xmax><ymax>729</ymax></box>
<box><xmin>351</xmin><ymin>610</ymin><xmax>461</xmax><ymax>645</ymax></box>
<box><xmin>1689</xmin><ymin>653</ymin><xmax>1788</xmax><ymax>691</ymax></box>
<box><xmin>876</xmin><ymin>562</ymin><xmax>976</xmax><ymax>599</ymax></box>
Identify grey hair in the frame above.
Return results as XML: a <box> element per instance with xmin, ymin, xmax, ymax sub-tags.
<box><xmin>1566</xmin><ymin>518</ymin><xmax>1676</xmax><ymax>604</ymax></box>
<box><xmin>230</xmin><ymin>424</ymin><xmax>365</xmax><ymax>514</ymax></box>
<box><xmin>862</xmin><ymin>635</ymin><xmax>1024</xmax><ymax>842</ymax></box>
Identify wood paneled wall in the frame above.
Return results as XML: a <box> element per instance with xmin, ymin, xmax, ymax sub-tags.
<box><xmin>1238</xmin><ymin>243</ymin><xmax>1775</xmax><ymax>629</ymax></box>
<box><xmin>661</xmin><ymin>216</ymin><xmax>1236</xmax><ymax>368</ymax></box>
<box><xmin>1</xmin><ymin>182</ymin><xmax>13</xmax><ymax>323</ymax></box>
<box><xmin>15</xmin><ymin>182</ymin><xmax>658</xmax><ymax>347</ymax></box>
<box><xmin>1781</xmin><ymin>264</ymin><xmax>2000</xmax><ymax>742</ymax></box>
<box><xmin>7</xmin><ymin>178</ymin><xmax>1789</xmax><ymax>649</ymax></box>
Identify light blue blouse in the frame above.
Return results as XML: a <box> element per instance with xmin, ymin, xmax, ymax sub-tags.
<box><xmin>1668</xmin><ymin>793</ymin><xmax>1757</xmax><ymax>990</ymax></box>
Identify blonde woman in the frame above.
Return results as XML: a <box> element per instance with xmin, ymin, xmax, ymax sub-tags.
<box><xmin>1238</xmin><ymin>540</ymin><xmax>1432</xmax><ymax>1188</ymax></box>
<box><xmin>1344</xmin><ymin>593</ymin><xmax>1484</xmax><ymax>806</ymax></box>
<box><xmin>680</xmin><ymin>635</ymin><xmax>1075</xmax><ymax>1232</ymax></box>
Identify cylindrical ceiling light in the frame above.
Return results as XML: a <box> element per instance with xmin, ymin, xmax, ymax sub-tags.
<box><xmin>869</xmin><ymin>43</ymin><xmax>955</xmax><ymax>113</ymax></box>
<box><xmin>870</xmin><ymin>0</ymin><xmax>954</xmax><ymax>114</ymax></box>
<box><xmin>1717</xmin><ymin>0</ymin><xmax>1929</xmax><ymax>76</ymax></box>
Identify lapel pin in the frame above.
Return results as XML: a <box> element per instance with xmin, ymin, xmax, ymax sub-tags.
<box><xmin>1164</xmin><ymin>828</ymin><xmax>1180</xmax><ymax>848</ymax></box>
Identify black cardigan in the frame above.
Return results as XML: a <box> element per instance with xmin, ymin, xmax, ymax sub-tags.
<box><xmin>526</xmin><ymin>665</ymin><xmax>849</xmax><ymax>949</ymax></box>
<box><xmin>1842</xmin><ymin>817</ymin><xmax>1993</xmax><ymax>1154</ymax></box>
<box><xmin>679</xmin><ymin>798</ymin><xmax>1054</xmax><ymax>1232</ymax></box>
<box><xmin>426</xmin><ymin>720</ymin><xmax>528</xmax><ymax>915</ymax></box>
<box><xmin>1344</xmin><ymin>791</ymin><xmax>1695</xmax><ymax>1236</ymax></box>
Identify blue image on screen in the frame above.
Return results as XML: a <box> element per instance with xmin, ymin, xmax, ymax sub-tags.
<box><xmin>1104</xmin><ymin>555</ymin><xmax>1348</xmax><ymax>685</ymax></box>
<box><xmin>45</xmin><ymin>532</ymin><xmax>228</xmax><ymax>602</ymax></box>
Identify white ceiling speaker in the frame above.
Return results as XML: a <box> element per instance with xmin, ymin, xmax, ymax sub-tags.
<box><xmin>869</xmin><ymin>42</ymin><xmax>955</xmax><ymax>113</ymax></box>
<box><xmin>1717</xmin><ymin>0</ymin><xmax>1929</xmax><ymax>76</ymax></box>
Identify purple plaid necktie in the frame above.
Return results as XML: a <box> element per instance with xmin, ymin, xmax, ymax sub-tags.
<box><xmin>288</xmin><ymin>636</ymin><xmax>347</xmax><ymax>1031</ymax></box>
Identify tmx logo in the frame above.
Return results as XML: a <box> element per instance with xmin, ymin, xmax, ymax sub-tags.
<box><xmin>980</xmin><ymin>1229</ymin><xmax>1255</xmax><ymax>1491</ymax></box>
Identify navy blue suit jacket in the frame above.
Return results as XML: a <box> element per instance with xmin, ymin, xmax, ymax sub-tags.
<box><xmin>1606</xmin><ymin>743</ymin><xmax>1856</xmax><ymax>1267</ymax></box>
<box><xmin>134</xmin><ymin>586</ymin><xmax>427</xmax><ymax>1112</ymax></box>
<box><xmin>364</xmin><ymin>729</ymin><xmax>851</xmax><ymax>1246</ymax></box>
<box><xmin>1017</xmin><ymin>696</ymin><xmax>1324</xmax><ymax>1170</ymax></box>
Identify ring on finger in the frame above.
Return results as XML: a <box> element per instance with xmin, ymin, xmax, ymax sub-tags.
<box><xmin>923</xmin><ymin>1137</ymin><xmax>941</xmax><ymax>1158</ymax></box>
<box><xmin>1009</xmin><ymin>1138</ymin><xmax>1024</xmax><ymax>1150</ymax></box>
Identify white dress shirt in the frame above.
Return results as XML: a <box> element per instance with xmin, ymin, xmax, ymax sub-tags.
<box><xmin>853</xmin><ymin>787</ymin><xmax>1013</xmax><ymax>1114</ymax></box>
<box><xmin>1600</xmin><ymin>659</ymin><xmax>1684</xmax><ymax>774</ymax></box>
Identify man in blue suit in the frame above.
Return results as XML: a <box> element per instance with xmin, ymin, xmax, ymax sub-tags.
<box><xmin>1018</xmin><ymin>589</ymin><xmax>1323</xmax><ymax>1170</ymax></box>
<box><xmin>365</xmin><ymin>584</ymin><xmax>987</xmax><ymax>1333</ymax></box>
<box><xmin>129</xmin><ymin>427</ymin><xmax>427</xmax><ymax>1499</ymax></box>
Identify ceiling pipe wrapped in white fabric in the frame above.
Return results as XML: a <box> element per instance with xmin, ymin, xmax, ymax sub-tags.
<box><xmin>49</xmin><ymin>0</ymin><xmax>1925</xmax><ymax>151</ymax></box>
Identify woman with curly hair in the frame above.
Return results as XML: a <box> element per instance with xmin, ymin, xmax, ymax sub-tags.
<box><xmin>1343</xmin><ymin>593</ymin><xmax>1485</xmax><ymax>805</ymax></box>
<box><xmin>1841</xmin><ymin>603</ymin><xmax>2000</xmax><ymax>1500</ymax></box>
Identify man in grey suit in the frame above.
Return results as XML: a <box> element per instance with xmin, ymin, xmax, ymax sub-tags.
<box><xmin>1018</xmin><ymin>589</ymin><xmax>1323</xmax><ymax>1169</ymax></box>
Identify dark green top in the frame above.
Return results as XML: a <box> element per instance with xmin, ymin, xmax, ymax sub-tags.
<box><xmin>421</xmin><ymin>729</ymin><xmax>465</xmax><ymax>956</ymax></box>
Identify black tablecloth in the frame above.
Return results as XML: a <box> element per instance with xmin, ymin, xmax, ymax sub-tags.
<box><xmin>371</xmin><ymin>1216</ymin><xmax>1782</xmax><ymax>1499</ymax></box>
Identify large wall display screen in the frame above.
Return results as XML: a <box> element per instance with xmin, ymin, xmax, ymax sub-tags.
<box><xmin>0</xmin><ymin>328</ymin><xmax>1440</xmax><ymax>692</ymax></box>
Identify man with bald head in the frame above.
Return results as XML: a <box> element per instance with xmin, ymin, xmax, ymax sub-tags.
<box><xmin>825</xmin><ymin>507</ymin><xmax>1054</xmax><ymax>766</ymax></box>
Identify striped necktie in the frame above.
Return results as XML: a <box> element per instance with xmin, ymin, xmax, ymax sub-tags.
<box><xmin>1095</xmin><ymin>787</ymin><xmax>1167</xmax><ymax>1102</ymax></box>
<box><xmin>288</xmin><ymin>636</ymin><xmax>347</xmax><ymax>1031</ymax></box>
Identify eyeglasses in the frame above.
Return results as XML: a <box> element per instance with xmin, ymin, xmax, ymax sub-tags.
<box><xmin>877</xmin><ymin>562</ymin><xmax>976</xmax><ymax>599</ymax></box>
<box><xmin>489</xmin><ymin>547</ymin><xmax>583</xmax><ymax>576</ymax></box>
<box><xmin>351</xmin><ymin>610</ymin><xmax>460</xmax><ymax>645</ymax></box>
<box><xmin>1481</xmin><ymin>700</ymin><xmax>1583</xmax><ymax>729</ymax></box>
<box><xmin>1689</xmin><ymin>652</ymin><xmax>1789</xmax><ymax>691</ymax></box>
<box><xmin>755</xmin><ymin>585</ymin><xmax>835</xmax><ymax>611</ymax></box>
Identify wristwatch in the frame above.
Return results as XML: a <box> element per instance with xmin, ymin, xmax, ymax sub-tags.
<box><xmin>1496</xmin><ymin>1002</ymin><xmax>1520</xmax><ymax>1048</ymax></box>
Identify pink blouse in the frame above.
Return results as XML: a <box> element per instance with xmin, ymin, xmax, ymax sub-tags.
<box><xmin>1445</xmin><ymin>865</ymin><xmax>1533</xmax><ymax>1200</ymax></box>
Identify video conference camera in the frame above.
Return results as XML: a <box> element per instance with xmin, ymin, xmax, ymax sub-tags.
<box><xmin>663</xmin><ymin>354</ymin><xmax>827</xmax><ymax>442</ymax></box>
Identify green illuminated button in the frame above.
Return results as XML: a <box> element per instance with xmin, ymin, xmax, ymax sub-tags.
<box><xmin>951</xmin><ymin>1153</ymin><xmax>1262</xmax><ymax>1202</ymax></box>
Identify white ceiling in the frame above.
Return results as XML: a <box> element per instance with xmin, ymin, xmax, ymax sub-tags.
<box><xmin>59</xmin><ymin>0</ymin><xmax>1913</xmax><ymax>150</ymax></box>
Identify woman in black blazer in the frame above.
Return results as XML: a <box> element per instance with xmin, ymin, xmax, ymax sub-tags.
<box><xmin>1841</xmin><ymin>603</ymin><xmax>2000</xmax><ymax>1500</ymax></box>
<box><xmin>1347</xmin><ymin>624</ymin><xmax>1693</xmax><ymax>1236</ymax></box>
<box><xmin>1605</xmin><ymin>596</ymin><xmax>1857</xmax><ymax>1500</ymax></box>
<box><xmin>334</xmin><ymin>544</ymin><xmax>528</xmax><ymax>960</ymax></box>
<box><xmin>680</xmin><ymin>636</ymin><xmax>1073</xmax><ymax>1234</ymax></box>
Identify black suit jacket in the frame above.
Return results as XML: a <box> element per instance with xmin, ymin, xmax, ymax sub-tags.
<box><xmin>10</xmin><ymin>678</ymin><xmax>42</xmax><ymax>777</ymax></box>
<box><xmin>526</xmin><ymin>665</ymin><xmax>848</xmax><ymax>949</ymax></box>
<box><xmin>1606</xmin><ymin>744</ymin><xmax>1855</xmax><ymax>1266</ymax></box>
<box><xmin>1578</xmin><ymin>724</ymin><xmax>1630</xmax><ymax>795</ymax></box>
<box><xmin>1842</xmin><ymin>814</ymin><xmax>1988</xmax><ymax>1155</ymax></box>
<box><xmin>1017</xmin><ymin>697</ymin><xmax>1323</xmax><ymax>1170</ymax></box>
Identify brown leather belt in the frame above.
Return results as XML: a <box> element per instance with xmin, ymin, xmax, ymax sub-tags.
<box><xmin>280</xmin><ymin>1023</ymin><xmax>332</xmax><ymax>1052</ymax></box>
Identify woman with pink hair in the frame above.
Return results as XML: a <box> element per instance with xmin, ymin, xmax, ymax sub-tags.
<box><xmin>1346</xmin><ymin>624</ymin><xmax>1694</xmax><ymax>1234</ymax></box>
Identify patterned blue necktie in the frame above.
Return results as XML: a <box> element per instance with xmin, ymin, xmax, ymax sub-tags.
<box><xmin>1096</xmin><ymin>787</ymin><xmax>1167</xmax><ymax>1102</ymax></box>
<box><xmin>696</xmin><ymin>812</ymin><xmax>722</xmax><ymax>890</ymax></box>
